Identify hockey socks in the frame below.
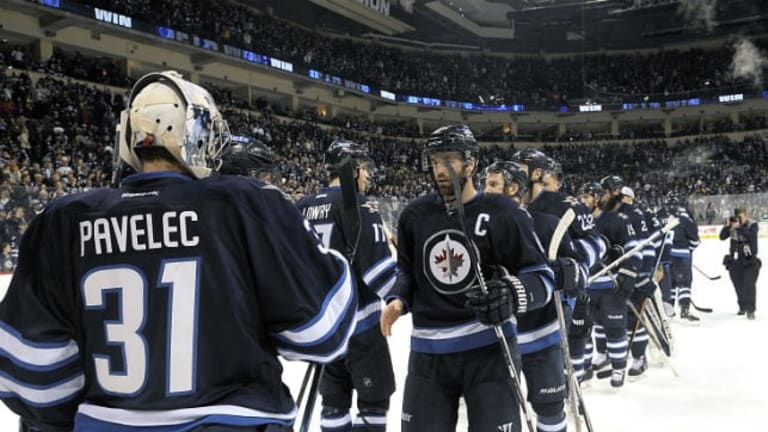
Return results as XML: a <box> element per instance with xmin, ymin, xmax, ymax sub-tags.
<box><xmin>321</xmin><ymin>408</ymin><xmax>352</xmax><ymax>432</ymax></box>
<box><xmin>536</xmin><ymin>410</ymin><xmax>567</xmax><ymax>432</ymax></box>
<box><xmin>321</xmin><ymin>408</ymin><xmax>387</xmax><ymax>432</ymax></box>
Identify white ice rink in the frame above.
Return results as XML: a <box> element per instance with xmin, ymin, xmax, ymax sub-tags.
<box><xmin>0</xmin><ymin>236</ymin><xmax>765</xmax><ymax>431</ymax></box>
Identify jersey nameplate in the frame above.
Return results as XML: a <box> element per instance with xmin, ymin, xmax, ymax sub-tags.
<box><xmin>80</xmin><ymin>211</ymin><xmax>199</xmax><ymax>257</ymax></box>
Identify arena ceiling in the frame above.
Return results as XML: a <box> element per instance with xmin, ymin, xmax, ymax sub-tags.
<box><xmin>257</xmin><ymin>0</ymin><xmax>768</xmax><ymax>53</ymax></box>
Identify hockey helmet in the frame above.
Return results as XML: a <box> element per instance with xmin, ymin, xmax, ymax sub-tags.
<box><xmin>218</xmin><ymin>135</ymin><xmax>276</xmax><ymax>180</ymax></box>
<box><xmin>119</xmin><ymin>70</ymin><xmax>229</xmax><ymax>178</ymax></box>
<box><xmin>511</xmin><ymin>148</ymin><xmax>549</xmax><ymax>173</ymax></box>
<box><xmin>484</xmin><ymin>161</ymin><xmax>529</xmax><ymax>196</ymax></box>
<box><xmin>600</xmin><ymin>175</ymin><xmax>624</xmax><ymax>192</ymax></box>
<box><xmin>422</xmin><ymin>124</ymin><xmax>479</xmax><ymax>171</ymax></box>
<box><xmin>545</xmin><ymin>157</ymin><xmax>563</xmax><ymax>180</ymax></box>
<box><xmin>579</xmin><ymin>182</ymin><xmax>602</xmax><ymax>198</ymax></box>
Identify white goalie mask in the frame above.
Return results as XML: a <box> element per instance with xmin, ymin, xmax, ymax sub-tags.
<box><xmin>119</xmin><ymin>71</ymin><xmax>230</xmax><ymax>178</ymax></box>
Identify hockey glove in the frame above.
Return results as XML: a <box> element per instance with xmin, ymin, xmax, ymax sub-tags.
<box><xmin>552</xmin><ymin>257</ymin><xmax>586</xmax><ymax>298</ymax></box>
<box><xmin>570</xmin><ymin>295</ymin><xmax>591</xmax><ymax>338</ymax></box>
<box><xmin>634</xmin><ymin>277</ymin><xmax>655</xmax><ymax>298</ymax></box>
<box><xmin>603</xmin><ymin>244</ymin><xmax>625</xmax><ymax>266</ymax></box>
<box><xmin>466</xmin><ymin>267</ymin><xmax>528</xmax><ymax>326</ymax></box>
<box><xmin>613</xmin><ymin>267</ymin><xmax>637</xmax><ymax>299</ymax></box>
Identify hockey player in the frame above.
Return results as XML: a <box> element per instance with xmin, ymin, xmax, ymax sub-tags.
<box><xmin>720</xmin><ymin>207</ymin><xmax>761</xmax><ymax>319</ymax></box>
<box><xmin>296</xmin><ymin>140</ymin><xmax>396</xmax><ymax>432</ymax></box>
<box><xmin>669</xmin><ymin>197</ymin><xmax>701</xmax><ymax>321</ymax></box>
<box><xmin>484</xmin><ymin>161</ymin><xmax>586</xmax><ymax>432</ymax></box>
<box><xmin>512</xmin><ymin>150</ymin><xmax>605</xmax><ymax>383</ymax></box>
<box><xmin>576</xmin><ymin>182</ymin><xmax>603</xmax><ymax>379</ymax></box>
<box><xmin>0</xmin><ymin>71</ymin><xmax>357</xmax><ymax>432</ymax></box>
<box><xmin>380</xmin><ymin>125</ymin><xmax>555</xmax><ymax>432</ymax></box>
<box><xmin>541</xmin><ymin>157</ymin><xmax>564</xmax><ymax>192</ymax></box>
<box><xmin>579</xmin><ymin>177</ymin><xmax>642</xmax><ymax>388</ymax></box>
<box><xmin>655</xmin><ymin>197</ymin><xmax>676</xmax><ymax>317</ymax></box>
<box><xmin>618</xmin><ymin>186</ymin><xmax>656</xmax><ymax>376</ymax></box>
<box><xmin>218</xmin><ymin>134</ymin><xmax>279</xmax><ymax>184</ymax></box>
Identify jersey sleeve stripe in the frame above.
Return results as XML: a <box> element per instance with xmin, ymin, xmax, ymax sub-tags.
<box><xmin>577</xmin><ymin>235</ymin><xmax>606</xmax><ymax>268</ymax></box>
<box><xmin>0</xmin><ymin>372</ymin><xmax>83</xmax><ymax>407</ymax></box>
<box><xmin>374</xmin><ymin>274</ymin><xmax>397</xmax><ymax>299</ymax></box>
<box><xmin>362</xmin><ymin>257</ymin><xmax>396</xmax><ymax>285</ymax></box>
<box><xmin>575</xmin><ymin>239</ymin><xmax>597</xmax><ymax>268</ymax></box>
<box><xmin>275</xmin><ymin>311</ymin><xmax>355</xmax><ymax>363</ymax></box>
<box><xmin>274</xmin><ymin>250</ymin><xmax>355</xmax><ymax>347</ymax></box>
<box><xmin>517</xmin><ymin>264</ymin><xmax>555</xmax><ymax>304</ymax></box>
<box><xmin>517</xmin><ymin>264</ymin><xmax>555</xmax><ymax>279</ymax></box>
<box><xmin>76</xmin><ymin>402</ymin><xmax>297</xmax><ymax>428</ymax></box>
<box><xmin>0</xmin><ymin>322</ymin><xmax>79</xmax><ymax>371</ymax></box>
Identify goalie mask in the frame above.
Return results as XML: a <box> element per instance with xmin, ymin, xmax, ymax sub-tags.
<box><xmin>119</xmin><ymin>71</ymin><xmax>230</xmax><ymax>178</ymax></box>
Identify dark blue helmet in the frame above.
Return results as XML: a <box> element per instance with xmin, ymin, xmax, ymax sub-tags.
<box><xmin>324</xmin><ymin>139</ymin><xmax>372</xmax><ymax>177</ymax></box>
<box><xmin>579</xmin><ymin>181</ymin><xmax>602</xmax><ymax>197</ymax></box>
<box><xmin>484</xmin><ymin>161</ymin><xmax>529</xmax><ymax>196</ymax></box>
<box><xmin>545</xmin><ymin>156</ymin><xmax>563</xmax><ymax>183</ymax></box>
<box><xmin>600</xmin><ymin>175</ymin><xmax>624</xmax><ymax>192</ymax></box>
<box><xmin>219</xmin><ymin>135</ymin><xmax>275</xmax><ymax>178</ymax></box>
<box><xmin>423</xmin><ymin>125</ymin><xmax>478</xmax><ymax>171</ymax></box>
<box><xmin>664</xmin><ymin>192</ymin><xmax>680</xmax><ymax>208</ymax></box>
<box><xmin>511</xmin><ymin>149</ymin><xmax>549</xmax><ymax>173</ymax></box>
<box><xmin>325</xmin><ymin>139</ymin><xmax>369</xmax><ymax>166</ymax></box>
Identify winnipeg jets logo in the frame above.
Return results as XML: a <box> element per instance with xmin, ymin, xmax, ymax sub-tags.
<box><xmin>423</xmin><ymin>229</ymin><xmax>475</xmax><ymax>295</ymax></box>
<box><xmin>433</xmin><ymin>242</ymin><xmax>466</xmax><ymax>282</ymax></box>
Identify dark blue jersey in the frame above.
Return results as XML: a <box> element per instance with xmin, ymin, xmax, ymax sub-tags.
<box><xmin>655</xmin><ymin>207</ymin><xmax>674</xmax><ymax>265</ymax></box>
<box><xmin>388</xmin><ymin>192</ymin><xmax>554</xmax><ymax>355</ymax></box>
<box><xmin>297</xmin><ymin>186</ymin><xmax>397</xmax><ymax>335</ymax></box>
<box><xmin>517</xmin><ymin>210</ymin><xmax>578</xmax><ymax>355</ymax></box>
<box><xmin>670</xmin><ymin>209</ymin><xmax>700</xmax><ymax>259</ymax></box>
<box><xmin>0</xmin><ymin>172</ymin><xmax>357</xmax><ymax>430</ymax></box>
<box><xmin>643</xmin><ymin>206</ymin><xmax>667</xmax><ymax>268</ymax></box>
<box><xmin>619</xmin><ymin>202</ymin><xmax>655</xmax><ymax>277</ymax></box>
<box><xmin>590</xmin><ymin>209</ymin><xmax>642</xmax><ymax>290</ymax></box>
<box><xmin>528</xmin><ymin>190</ymin><xmax>605</xmax><ymax>278</ymax></box>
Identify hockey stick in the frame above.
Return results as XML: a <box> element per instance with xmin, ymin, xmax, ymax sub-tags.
<box><xmin>690</xmin><ymin>300</ymin><xmax>713</xmax><ymax>313</ymax></box>
<box><xmin>626</xmin><ymin>301</ymin><xmax>679</xmax><ymax>377</ymax></box>
<box><xmin>649</xmin><ymin>230</ymin><xmax>675</xmax><ymax>352</ymax></box>
<box><xmin>693</xmin><ymin>264</ymin><xmax>722</xmax><ymax>281</ymax></box>
<box><xmin>547</xmin><ymin>209</ymin><xmax>595</xmax><ymax>432</ymax></box>
<box><xmin>643</xmin><ymin>287</ymin><xmax>673</xmax><ymax>356</ymax></box>
<box><xmin>445</xmin><ymin>162</ymin><xmax>536</xmax><ymax>432</ymax></box>
<box><xmin>626</xmin><ymin>298</ymin><xmax>649</xmax><ymax>353</ymax></box>
<box><xmin>587</xmin><ymin>216</ymin><xmax>680</xmax><ymax>285</ymax></box>
<box><xmin>651</xmin><ymin>285</ymin><xmax>674</xmax><ymax>353</ymax></box>
<box><xmin>622</xmin><ymin>226</ymin><xmax>666</xmax><ymax>360</ymax></box>
<box><xmin>298</xmin><ymin>157</ymin><xmax>362</xmax><ymax>432</ymax></box>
